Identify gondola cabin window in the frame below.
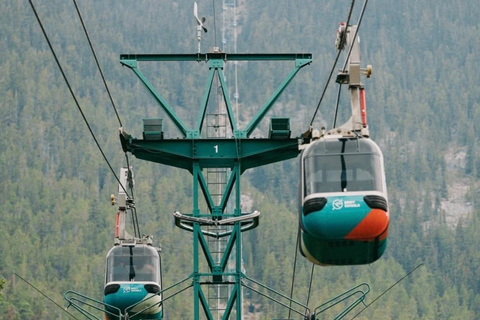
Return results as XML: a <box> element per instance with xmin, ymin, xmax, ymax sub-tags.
<box><xmin>303</xmin><ymin>139</ymin><xmax>384</xmax><ymax>196</ymax></box>
<box><xmin>105</xmin><ymin>245</ymin><xmax>160</xmax><ymax>283</ymax></box>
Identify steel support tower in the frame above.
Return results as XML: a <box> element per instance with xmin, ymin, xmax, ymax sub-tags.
<box><xmin>119</xmin><ymin>52</ymin><xmax>313</xmax><ymax>319</ymax></box>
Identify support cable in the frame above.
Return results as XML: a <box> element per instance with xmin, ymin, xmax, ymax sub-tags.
<box><xmin>287</xmin><ymin>229</ymin><xmax>301</xmax><ymax>319</ymax></box>
<box><xmin>14</xmin><ymin>273</ymin><xmax>80</xmax><ymax>320</ymax></box>
<box><xmin>71</xmin><ymin>0</ymin><xmax>138</xmax><ymax>227</ymax></box>
<box><xmin>132</xmin><ymin>206</ymin><xmax>141</xmax><ymax>238</ymax></box>
<box><xmin>308</xmin><ymin>0</ymin><xmax>355</xmax><ymax>127</ymax></box>
<box><xmin>333</xmin><ymin>0</ymin><xmax>369</xmax><ymax>128</ymax></box>
<box><xmin>212</xmin><ymin>0</ymin><xmax>218</xmax><ymax>47</ymax></box>
<box><xmin>125</xmin><ymin>154</ymin><xmax>134</xmax><ymax>198</ymax></box>
<box><xmin>350</xmin><ymin>263</ymin><xmax>424</xmax><ymax>319</ymax></box>
<box><xmin>341</xmin><ymin>0</ymin><xmax>369</xmax><ymax>73</ymax></box>
<box><xmin>71</xmin><ymin>0</ymin><xmax>123</xmax><ymax>128</ymax></box>
<box><xmin>27</xmin><ymin>0</ymin><xmax>130</xmax><ymax>199</ymax></box>
<box><xmin>305</xmin><ymin>263</ymin><xmax>315</xmax><ymax>307</ymax></box>
<box><xmin>333</xmin><ymin>83</ymin><xmax>343</xmax><ymax>128</ymax></box>
<box><xmin>124</xmin><ymin>154</ymin><xmax>141</xmax><ymax>238</ymax></box>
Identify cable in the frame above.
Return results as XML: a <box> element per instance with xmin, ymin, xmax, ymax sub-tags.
<box><xmin>132</xmin><ymin>207</ymin><xmax>141</xmax><ymax>238</ymax></box>
<box><xmin>305</xmin><ymin>263</ymin><xmax>315</xmax><ymax>307</ymax></box>
<box><xmin>333</xmin><ymin>84</ymin><xmax>343</xmax><ymax>128</ymax></box>
<box><xmin>71</xmin><ymin>0</ymin><xmax>123</xmax><ymax>128</ymax></box>
<box><xmin>332</xmin><ymin>0</ymin><xmax>369</xmax><ymax>129</ymax></box>
<box><xmin>341</xmin><ymin>0</ymin><xmax>369</xmax><ymax>72</ymax></box>
<box><xmin>28</xmin><ymin>0</ymin><xmax>131</xmax><ymax>199</ymax></box>
<box><xmin>350</xmin><ymin>263</ymin><xmax>424</xmax><ymax>319</ymax></box>
<box><xmin>125</xmin><ymin>155</ymin><xmax>134</xmax><ymax>198</ymax></box>
<box><xmin>212</xmin><ymin>0</ymin><xmax>218</xmax><ymax>47</ymax></box>
<box><xmin>14</xmin><ymin>273</ymin><xmax>81</xmax><ymax>320</ymax></box>
<box><xmin>124</xmin><ymin>156</ymin><xmax>140</xmax><ymax>237</ymax></box>
<box><xmin>73</xmin><ymin>0</ymin><xmax>144</xmax><ymax>238</ymax></box>
<box><xmin>72</xmin><ymin>0</ymin><xmax>136</xmax><ymax>202</ymax></box>
<box><xmin>309</xmin><ymin>0</ymin><xmax>356</xmax><ymax>127</ymax></box>
<box><xmin>287</xmin><ymin>229</ymin><xmax>301</xmax><ymax>319</ymax></box>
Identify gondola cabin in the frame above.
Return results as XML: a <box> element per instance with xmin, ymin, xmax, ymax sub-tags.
<box><xmin>104</xmin><ymin>243</ymin><xmax>163</xmax><ymax>319</ymax></box>
<box><xmin>299</xmin><ymin>135</ymin><xmax>389</xmax><ymax>265</ymax></box>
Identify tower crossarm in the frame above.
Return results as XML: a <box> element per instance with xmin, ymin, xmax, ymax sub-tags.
<box><xmin>120</xmin><ymin>133</ymin><xmax>301</xmax><ymax>173</ymax></box>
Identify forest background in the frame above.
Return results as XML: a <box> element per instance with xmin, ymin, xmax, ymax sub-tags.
<box><xmin>1</xmin><ymin>0</ymin><xmax>480</xmax><ymax>319</ymax></box>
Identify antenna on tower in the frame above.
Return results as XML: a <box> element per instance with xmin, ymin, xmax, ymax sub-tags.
<box><xmin>194</xmin><ymin>2</ymin><xmax>207</xmax><ymax>53</ymax></box>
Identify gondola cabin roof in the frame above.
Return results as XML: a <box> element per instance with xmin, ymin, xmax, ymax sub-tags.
<box><xmin>303</xmin><ymin>136</ymin><xmax>382</xmax><ymax>157</ymax></box>
<box><xmin>106</xmin><ymin>244</ymin><xmax>159</xmax><ymax>258</ymax></box>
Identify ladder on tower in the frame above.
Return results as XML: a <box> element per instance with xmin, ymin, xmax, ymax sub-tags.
<box><xmin>206</xmin><ymin>112</ymin><xmax>233</xmax><ymax>319</ymax></box>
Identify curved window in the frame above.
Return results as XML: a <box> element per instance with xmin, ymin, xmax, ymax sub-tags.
<box><xmin>304</xmin><ymin>152</ymin><xmax>384</xmax><ymax>195</ymax></box>
<box><xmin>106</xmin><ymin>245</ymin><xmax>160</xmax><ymax>284</ymax></box>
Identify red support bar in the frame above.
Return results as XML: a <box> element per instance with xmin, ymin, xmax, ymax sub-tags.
<box><xmin>115</xmin><ymin>212</ymin><xmax>120</xmax><ymax>238</ymax></box>
<box><xmin>360</xmin><ymin>87</ymin><xmax>367</xmax><ymax>127</ymax></box>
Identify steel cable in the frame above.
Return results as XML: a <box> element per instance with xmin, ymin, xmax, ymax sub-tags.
<box><xmin>28</xmin><ymin>0</ymin><xmax>129</xmax><ymax>199</ymax></box>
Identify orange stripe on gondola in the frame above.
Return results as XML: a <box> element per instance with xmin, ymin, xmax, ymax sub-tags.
<box><xmin>344</xmin><ymin>209</ymin><xmax>389</xmax><ymax>241</ymax></box>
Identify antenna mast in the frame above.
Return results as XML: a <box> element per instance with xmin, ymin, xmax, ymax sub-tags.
<box><xmin>194</xmin><ymin>2</ymin><xmax>207</xmax><ymax>53</ymax></box>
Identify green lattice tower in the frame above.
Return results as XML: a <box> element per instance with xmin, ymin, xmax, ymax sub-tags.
<box><xmin>119</xmin><ymin>52</ymin><xmax>312</xmax><ymax>320</ymax></box>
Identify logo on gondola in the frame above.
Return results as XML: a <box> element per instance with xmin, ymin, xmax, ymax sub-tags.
<box><xmin>122</xmin><ymin>285</ymin><xmax>142</xmax><ymax>294</ymax></box>
<box><xmin>332</xmin><ymin>199</ymin><xmax>344</xmax><ymax>210</ymax></box>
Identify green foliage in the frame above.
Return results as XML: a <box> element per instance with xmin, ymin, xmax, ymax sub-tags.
<box><xmin>1</xmin><ymin>0</ymin><xmax>480</xmax><ymax>318</ymax></box>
